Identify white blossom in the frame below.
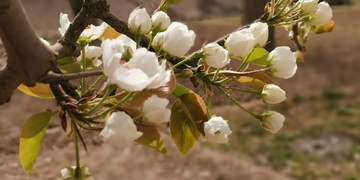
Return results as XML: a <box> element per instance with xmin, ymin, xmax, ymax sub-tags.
<box><xmin>204</xmin><ymin>116</ymin><xmax>232</xmax><ymax>143</ymax></box>
<box><xmin>61</xmin><ymin>166</ymin><xmax>94</xmax><ymax>180</ymax></box>
<box><xmin>152</xmin><ymin>22</ymin><xmax>195</xmax><ymax>57</ymax></box>
<box><xmin>262</xmin><ymin>84</ymin><xmax>286</xmax><ymax>104</ymax></box>
<box><xmin>151</xmin><ymin>11</ymin><xmax>171</xmax><ymax>31</ymax></box>
<box><xmin>311</xmin><ymin>2</ymin><xmax>333</xmax><ymax>26</ymax></box>
<box><xmin>203</xmin><ymin>42</ymin><xmax>230</xmax><ymax>68</ymax></box>
<box><xmin>58</xmin><ymin>13</ymin><xmax>107</xmax><ymax>40</ymax></box>
<box><xmin>268</xmin><ymin>46</ymin><xmax>297</xmax><ymax>79</ymax></box>
<box><xmin>299</xmin><ymin>0</ymin><xmax>319</xmax><ymax>14</ymax></box>
<box><xmin>128</xmin><ymin>8</ymin><xmax>152</xmax><ymax>35</ymax></box>
<box><xmin>101</xmin><ymin>36</ymin><xmax>171</xmax><ymax>91</ymax></box>
<box><xmin>226</xmin><ymin>28</ymin><xmax>255</xmax><ymax>57</ymax></box>
<box><xmin>261</xmin><ymin>111</ymin><xmax>285</xmax><ymax>133</ymax></box>
<box><xmin>142</xmin><ymin>95</ymin><xmax>171</xmax><ymax>124</ymax></box>
<box><xmin>100</xmin><ymin>111</ymin><xmax>143</xmax><ymax>149</ymax></box>
<box><xmin>249</xmin><ymin>22</ymin><xmax>269</xmax><ymax>47</ymax></box>
<box><xmin>77</xmin><ymin>45</ymin><xmax>102</xmax><ymax>69</ymax></box>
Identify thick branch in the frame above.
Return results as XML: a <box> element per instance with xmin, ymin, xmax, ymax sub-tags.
<box><xmin>0</xmin><ymin>0</ymin><xmax>55</xmax><ymax>104</ymax></box>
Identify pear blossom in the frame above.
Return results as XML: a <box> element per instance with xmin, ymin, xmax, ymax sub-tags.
<box><xmin>249</xmin><ymin>22</ymin><xmax>269</xmax><ymax>47</ymax></box>
<box><xmin>101</xmin><ymin>37</ymin><xmax>171</xmax><ymax>91</ymax></box>
<box><xmin>203</xmin><ymin>116</ymin><xmax>232</xmax><ymax>143</ymax></box>
<box><xmin>61</xmin><ymin>166</ymin><xmax>94</xmax><ymax>180</ymax></box>
<box><xmin>58</xmin><ymin>13</ymin><xmax>108</xmax><ymax>40</ymax></box>
<box><xmin>128</xmin><ymin>8</ymin><xmax>152</xmax><ymax>35</ymax></box>
<box><xmin>151</xmin><ymin>11</ymin><xmax>171</xmax><ymax>31</ymax></box>
<box><xmin>261</xmin><ymin>84</ymin><xmax>286</xmax><ymax>104</ymax></box>
<box><xmin>100</xmin><ymin>111</ymin><xmax>143</xmax><ymax>149</ymax></box>
<box><xmin>226</xmin><ymin>28</ymin><xmax>255</xmax><ymax>57</ymax></box>
<box><xmin>261</xmin><ymin>111</ymin><xmax>285</xmax><ymax>133</ymax></box>
<box><xmin>299</xmin><ymin>0</ymin><xmax>319</xmax><ymax>14</ymax></box>
<box><xmin>311</xmin><ymin>2</ymin><xmax>333</xmax><ymax>26</ymax></box>
<box><xmin>77</xmin><ymin>45</ymin><xmax>102</xmax><ymax>69</ymax></box>
<box><xmin>152</xmin><ymin>22</ymin><xmax>195</xmax><ymax>57</ymax></box>
<box><xmin>142</xmin><ymin>95</ymin><xmax>171</xmax><ymax>124</ymax></box>
<box><xmin>203</xmin><ymin>42</ymin><xmax>230</xmax><ymax>68</ymax></box>
<box><xmin>268</xmin><ymin>46</ymin><xmax>297</xmax><ymax>79</ymax></box>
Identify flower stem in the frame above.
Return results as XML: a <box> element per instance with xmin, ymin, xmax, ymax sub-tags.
<box><xmin>148</xmin><ymin>31</ymin><xmax>157</xmax><ymax>50</ymax></box>
<box><xmin>72</xmin><ymin>120</ymin><xmax>81</xmax><ymax>179</ymax></box>
<box><xmin>171</xmin><ymin>51</ymin><xmax>204</xmax><ymax>69</ymax></box>
<box><xmin>83</xmin><ymin>75</ymin><xmax>104</xmax><ymax>96</ymax></box>
<box><xmin>90</xmin><ymin>92</ymin><xmax>135</xmax><ymax>119</ymax></box>
<box><xmin>80</xmin><ymin>41</ymin><xmax>87</xmax><ymax>96</ymax></box>
<box><xmin>212</xmin><ymin>68</ymin><xmax>221</xmax><ymax>81</ymax></box>
<box><xmin>231</xmin><ymin>88</ymin><xmax>261</xmax><ymax>95</ymax></box>
<box><xmin>135</xmin><ymin>35</ymin><xmax>141</xmax><ymax>49</ymax></box>
<box><xmin>86</xmin><ymin>84</ymin><xmax>117</xmax><ymax>114</ymax></box>
<box><xmin>236</xmin><ymin>55</ymin><xmax>250</xmax><ymax>71</ymax></box>
<box><xmin>216</xmin><ymin>86</ymin><xmax>262</xmax><ymax>119</ymax></box>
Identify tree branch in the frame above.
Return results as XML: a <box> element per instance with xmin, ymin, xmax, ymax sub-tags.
<box><xmin>0</xmin><ymin>0</ymin><xmax>56</xmax><ymax>104</ymax></box>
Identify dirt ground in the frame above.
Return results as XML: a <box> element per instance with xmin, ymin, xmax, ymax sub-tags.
<box><xmin>1</xmin><ymin>0</ymin><xmax>360</xmax><ymax>180</ymax></box>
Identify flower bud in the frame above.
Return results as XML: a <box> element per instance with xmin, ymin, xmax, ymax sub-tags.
<box><xmin>128</xmin><ymin>8</ymin><xmax>152</xmax><ymax>35</ymax></box>
<box><xmin>249</xmin><ymin>22</ymin><xmax>268</xmax><ymax>47</ymax></box>
<box><xmin>268</xmin><ymin>46</ymin><xmax>297</xmax><ymax>79</ymax></box>
<box><xmin>261</xmin><ymin>111</ymin><xmax>285</xmax><ymax>133</ymax></box>
<box><xmin>311</xmin><ymin>2</ymin><xmax>333</xmax><ymax>26</ymax></box>
<box><xmin>100</xmin><ymin>111</ymin><xmax>143</xmax><ymax>149</ymax></box>
<box><xmin>142</xmin><ymin>95</ymin><xmax>171</xmax><ymax>124</ymax></box>
<box><xmin>151</xmin><ymin>11</ymin><xmax>171</xmax><ymax>31</ymax></box>
<box><xmin>261</xmin><ymin>84</ymin><xmax>286</xmax><ymax>104</ymax></box>
<box><xmin>299</xmin><ymin>0</ymin><xmax>319</xmax><ymax>14</ymax></box>
<box><xmin>61</xmin><ymin>166</ymin><xmax>94</xmax><ymax>180</ymax></box>
<box><xmin>203</xmin><ymin>116</ymin><xmax>232</xmax><ymax>143</ymax></box>
<box><xmin>153</xmin><ymin>22</ymin><xmax>195</xmax><ymax>57</ymax></box>
<box><xmin>226</xmin><ymin>28</ymin><xmax>255</xmax><ymax>57</ymax></box>
<box><xmin>203</xmin><ymin>42</ymin><xmax>230</xmax><ymax>68</ymax></box>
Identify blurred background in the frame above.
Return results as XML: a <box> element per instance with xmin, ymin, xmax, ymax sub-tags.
<box><xmin>1</xmin><ymin>0</ymin><xmax>360</xmax><ymax>180</ymax></box>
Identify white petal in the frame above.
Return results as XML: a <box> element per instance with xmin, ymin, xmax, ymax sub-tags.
<box><xmin>58</xmin><ymin>13</ymin><xmax>71</xmax><ymax>36</ymax></box>
<box><xmin>114</xmin><ymin>68</ymin><xmax>150</xmax><ymax>92</ymax></box>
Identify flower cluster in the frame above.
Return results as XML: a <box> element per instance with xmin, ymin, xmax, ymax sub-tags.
<box><xmin>41</xmin><ymin>1</ymin><xmax>335</xmax><ymax>178</ymax></box>
<box><xmin>299</xmin><ymin>0</ymin><xmax>333</xmax><ymax>26</ymax></box>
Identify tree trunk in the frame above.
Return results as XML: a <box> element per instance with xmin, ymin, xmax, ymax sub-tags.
<box><xmin>242</xmin><ymin>0</ymin><xmax>275</xmax><ymax>51</ymax></box>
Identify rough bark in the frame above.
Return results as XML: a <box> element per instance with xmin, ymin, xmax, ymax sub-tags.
<box><xmin>0</xmin><ymin>0</ymin><xmax>55</xmax><ymax>104</ymax></box>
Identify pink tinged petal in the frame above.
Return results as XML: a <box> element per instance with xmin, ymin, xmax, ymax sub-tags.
<box><xmin>59</xmin><ymin>13</ymin><xmax>71</xmax><ymax>36</ymax></box>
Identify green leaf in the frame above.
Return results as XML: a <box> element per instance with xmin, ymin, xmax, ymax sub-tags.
<box><xmin>135</xmin><ymin>124</ymin><xmax>169</xmax><ymax>155</ymax></box>
<box><xmin>172</xmin><ymin>83</ymin><xmax>194</xmax><ymax>97</ymax></box>
<box><xmin>237</xmin><ymin>68</ymin><xmax>275</xmax><ymax>91</ymax></box>
<box><xmin>178</xmin><ymin>93</ymin><xmax>208</xmax><ymax>135</ymax></box>
<box><xmin>246</xmin><ymin>47</ymin><xmax>269</xmax><ymax>67</ymax></box>
<box><xmin>57</xmin><ymin>57</ymin><xmax>76</xmax><ymax>66</ymax></box>
<box><xmin>18</xmin><ymin>83</ymin><xmax>55</xmax><ymax>99</ymax></box>
<box><xmin>58</xmin><ymin>62</ymin><xmax>82</xmax><ymax>74</ymax></box>
<box><xmin>20</xmin><ymin>110</ymin><xmax>56</xmax><ymax>174</ymax></box>
<box><xmin>170</xmin><ymin>100</ymin><xmax>201</xmax><ymax>155</ymax></box>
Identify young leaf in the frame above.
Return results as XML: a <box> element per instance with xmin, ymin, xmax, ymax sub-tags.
<box><xmin>18</xmin><ymin>83</ymin><xmax>55</xmax><ymax>99</ymax></box>
<box><xmin>99</xmin><ymin>26</ymin><xmax>122</xmax><ymax>40</ymax></box>
<box><xmin>178</xmin><ymin>93</ymin><xmax>208</xmax><ymax>135</ymax></box>
<box><xmin>170</xmin><ymin>100</ymin><xmax>201</xmax><ymax>155</ymax></box>
<box><xmin>58</xmin><ymin>62</ymin><xmax>82</xmax><ymax>74</ymax></box>
<box><xmin>246</xmin><ymin>47</ymin><xmax>269</xmax><ymax>67</ymax></box>
<box><xmin>172</xmin><ymin>83</ymin><xmax>194</xmax><ymax>97</ymax></box>
<box><xmin>57</xmin><ymin>56</ymin><xmax>76</xmax><ymax>66</ymax></box>
<box><xmin>135</xmin><ymin>124</ymin><xmax>169</xmax><ymax>155</ymax></box>
<box><xmin>20</xmin><ymin>110</ymin><xmax>56</xmax><ymax>174</ymax></box>
<box><xmin>238</xmin><ymin>68</ymin><xmax>275</xmax><ymax>91</ymax></box>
